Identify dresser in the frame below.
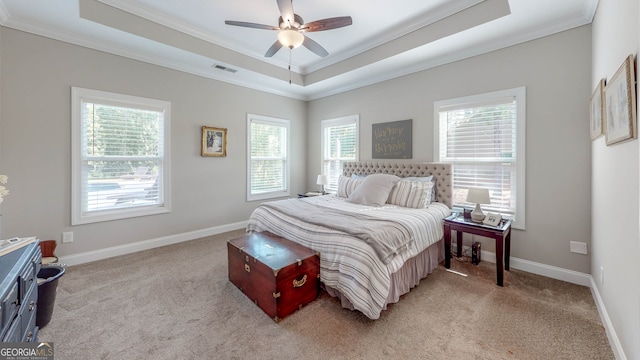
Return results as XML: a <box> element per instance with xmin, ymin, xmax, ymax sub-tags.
<box><xmin>0</xmin><ymin>241</ymin><xmax>42</xmax><ymax>342</ymax></box>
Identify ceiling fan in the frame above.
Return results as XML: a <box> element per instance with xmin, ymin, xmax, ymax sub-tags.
<box><xmin>225</xmin><ymin>0</ymin><xmax>352</xmax><ymax>58</ymax></box>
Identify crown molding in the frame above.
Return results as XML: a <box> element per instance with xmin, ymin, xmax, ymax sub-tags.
<box><xmin>583</xmin><ymin>0</ymin><xmax>599</xmax><ymax>22</ymax></box>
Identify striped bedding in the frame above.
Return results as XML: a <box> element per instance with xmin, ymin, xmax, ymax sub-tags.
<box><xmin>246</xmin><ymin>195</ymin><xmax>451</xmax><ymax>319</ymax></box>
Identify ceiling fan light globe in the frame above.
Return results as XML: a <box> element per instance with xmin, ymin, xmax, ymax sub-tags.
<box><xmin>278</xmin><ymin>29</ymin><xmax>304</xmax><ymax>49</ymax></box>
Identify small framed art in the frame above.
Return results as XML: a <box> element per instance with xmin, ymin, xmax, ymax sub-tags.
<box><xmin>201</xmin><ymin>126</ymin><xmax>227</xmax><ymax>157</ymax></box>
<box><xmin>604</xmin><ymin>54</ymin><xmax>637</xmax><ymax>145</ymax></box>
<box><xmin>590</xmin><ymin>78</ymin><xmax>605</xmax><ymax>140</ymax></box>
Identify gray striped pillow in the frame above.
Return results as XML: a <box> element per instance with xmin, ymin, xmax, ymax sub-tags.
<box><xmin>337</xmin><ymin>175</ymin><xmax>363</xmax><ymax>198</ymax></box>
<box><xmin>388</xmin><ymin>180</ymin><xmax>434</xmax><ymax>208</ymax></box>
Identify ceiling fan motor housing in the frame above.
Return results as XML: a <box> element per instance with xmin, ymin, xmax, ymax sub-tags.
<box><xmin>279</xmin><ymin>14</ymin><xmax>304</xmax><ymax>30</ymax></box>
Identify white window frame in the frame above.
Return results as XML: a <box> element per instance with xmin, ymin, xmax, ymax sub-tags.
<box><xmin>71</xmin><ymin>87</ymin><xmax>171</xmax><ymax>225</ymax></box>
<box><xmin>247</xmin><ymin>114</ymin><xmax>290</xmax><ymax>201</ymax></box>
<box><xmin>321</xmin><ymin>115</ymin><xmax>359</xmax><ymax>193</ymax></box>
<box><xmin>434</xmin><ymin>87</ymin><xmax>526</xmax><ymax>229</ymax></box>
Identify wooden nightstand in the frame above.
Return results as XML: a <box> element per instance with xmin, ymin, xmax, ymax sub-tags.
<box><xmin>443</xmin><ymin>213</ymin><xmax>512</xmax><ymax>286</ymax></box>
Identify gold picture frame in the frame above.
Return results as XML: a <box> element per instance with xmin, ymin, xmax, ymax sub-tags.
<box><xmin>201</xmin><ymin>126</ymin><xmax>227</xmax><ymax>157</ymax></box>
<box><xmin>590</xmin><ymin>78</ymin><xmax>605</xmax><ymax>140</ymax></box>
<box><xmin>605</xmin><ymin>54</ymin><xmax>637</xmax><ymax>145</ymax></box>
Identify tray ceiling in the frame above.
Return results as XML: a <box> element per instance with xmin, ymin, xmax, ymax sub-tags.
<box><xmin>0</xmin><ymin>0</ymin><xmax>596</xmax><ymax>100</ymax></box>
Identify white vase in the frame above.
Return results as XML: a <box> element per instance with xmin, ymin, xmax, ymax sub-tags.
<box><xmin>470</xmin><ymin>203</ymin><xmax>485</xmax><ymax>223</ymax></box>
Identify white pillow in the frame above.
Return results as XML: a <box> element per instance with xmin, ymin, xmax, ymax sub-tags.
<box><xmin>337</xmin><ymin>175</ymin><xmax>363</xmax><ymax>198</ymax></box>
<box><xmin>347</xmin><ymin>174</ymin><xmax>401</xmax><ymax>206</ymax></box>
<box><xmin>388</xmin><ymin>180</ymin><xmax>434</xmax><ymax>208</ymax></box>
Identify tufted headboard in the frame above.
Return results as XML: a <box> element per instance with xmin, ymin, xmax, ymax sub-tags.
<box><xmin>342</xmin><ymin>161</ymin><xmax>452</xmax><ymax>208</ymax></box>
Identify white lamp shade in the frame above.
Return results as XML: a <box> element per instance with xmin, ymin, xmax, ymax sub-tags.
<box><xmin>316</xmin><ymin>175</ymin><xmax>329</xmax><ymax>185</ymax></box>
<box><xmin>278</xmin><ymin>29</ymin><xmax>304</xmax><ymax>49</ymax></box>
<box><xmin>466</xmin><ymin>188</ymin><xmax>490</xmax><ymax>204</ymax></box>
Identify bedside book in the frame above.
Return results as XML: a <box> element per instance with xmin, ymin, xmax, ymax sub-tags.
<box><xmin>304</xmin><ymin>192</ymin><xmax>323</xmax><ymax>196</ymax></box>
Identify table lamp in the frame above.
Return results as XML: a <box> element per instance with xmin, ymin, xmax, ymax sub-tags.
<box><xmin>317</xmin><ymin>174</ymin><xmax>329</xmax><ymax>194</ymax></box>
<box><xmin>466</xmin><ymin>188</ymin><xmax>490</xmax><ymax>223</ymax></box>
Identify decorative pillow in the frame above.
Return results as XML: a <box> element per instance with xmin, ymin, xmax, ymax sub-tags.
<box><xmin>388</xmin><ymin>180</ymin><xmax>434</xmax><ymax>208</ymax></box>
<box><xmin>337</xmin><ymin>175</ymin><xmax>363</xmax><ymax>198</ymax></box>
<box><xmin>351</xmin><ymin>174</ymin><xmax>368</xmax><ymax>179</ymax></box>
<box><xmin>347</xmin><ymin>174</ymin><xmax>401</xmax><ymax>206</ymax></box>
<box><xmin>404</xmin><ymin>175</ymin><xmax>437</xmax><ymax>203</ymax></box>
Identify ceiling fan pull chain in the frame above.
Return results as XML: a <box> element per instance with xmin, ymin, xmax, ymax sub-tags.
<box><xmin>289</xmin><ymin>49</ymin><xmax>292</xmax><ymax>84</ymax></box>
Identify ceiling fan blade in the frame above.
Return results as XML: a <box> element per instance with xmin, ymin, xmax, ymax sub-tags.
<box><xmin>302</xmin><ymin>16</ymin><xmax>352</xmax><ymax>32</ymax></box>
<box><xmin>225</xmin><ymin>20</ymin><xmax>279</xmax><ymax>30</ymax></box>
<box><xmin>302</xmin><ymin>36</ymin><xmax>329</xmax><ymax>57</ymax></box>
<box><xmin>276</xmin><ymin>0</ymin><xmax>295</xmax><ymax>23</ymax></box>
<box><xmin>265</xmin><ymin>40</ymin><xmax>283</xmax><ymax>57</ymax></box>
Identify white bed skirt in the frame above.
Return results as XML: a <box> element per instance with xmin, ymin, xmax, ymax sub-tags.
<box><xmin>323</xmin><ymin>239</ymin><xmax>444</xmax><ymax>312</ymax></box>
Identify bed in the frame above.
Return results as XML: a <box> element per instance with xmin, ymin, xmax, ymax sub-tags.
<box><xmin>246</xmin><ymin>161</ymin><xmax>452</xmax><ymax>319</ymax></box>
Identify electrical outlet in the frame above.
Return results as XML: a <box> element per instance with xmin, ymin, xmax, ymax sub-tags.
<box><xmin>569</xmin><ymin>241</ymin><xmax>588</xmax><ymax>254</ymax></box>
<box><xmin>600</xmin><ymin>266</ymin><xmax>604</xmax><ymax>285</ymax></box>
<box><xmin>62</xmin><ymin>231</ymin><xmax>73</xmax><ymax>243</ymax></box>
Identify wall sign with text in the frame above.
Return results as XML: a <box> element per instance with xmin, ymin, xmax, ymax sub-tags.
<box><xmin>372</xmin><ymin>119</ymin><xmax>412</xmax><ymax>159</ymax></box>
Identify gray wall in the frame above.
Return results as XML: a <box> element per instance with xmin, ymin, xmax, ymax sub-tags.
<box><xmin>591</xmin><ymin>0</ymin><xmax>639</xmax><ymax>359</ymax></box>
<box><xmin>0</xmin><ymin>28</ymin><xmax>307</xmax><ymax>257</ymax></box>
<box><xmin>307</xmin><ymin>25</ymin><xmax>593</xmax><ymax>273</ymax></box>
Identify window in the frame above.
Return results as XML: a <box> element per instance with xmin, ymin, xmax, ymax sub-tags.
<box><xmin>321</xmin><ymin>115</ymin><xmax>359</xmax><ymax>192</ymax></box>
<box><xmin>71</xmin><ymin>87</ymin><xmax>171</xmax><ymax>225</ymax></box>
<box><xmin>247</xmin><ymin>114</ymin><xmax>290</xmax><ymax>201</ymax></box>
<box><xmin>435</xmin><ymin>87</ymin><xmax>526</xmax><ymax>229</ymax></box>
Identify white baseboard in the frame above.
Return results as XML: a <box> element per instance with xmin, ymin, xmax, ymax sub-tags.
<box><xmin>453</xmin><ymin>245</ymin><xmax>591</xmax><ymax>285</ymax></box>
<box><xmin>589</xmin><ymin>277</ymin><xmax>627</xmax><ymax>360</ymax></box>
<box><xmin>453</xmin><ymin>245</ymin><xmax>625</xmax><ymax>359</ymax></box>
<box><xmin>58</xmin><ymin>221</ymin><xmax>247</xmax><ymax>266</ymax></box>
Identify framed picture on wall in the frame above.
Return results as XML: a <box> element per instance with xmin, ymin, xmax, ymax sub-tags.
<box><xmin>201</xmin><ymin>126</ymin><xmax>227</xmax><ymax>157</ymax></box>
<box><xmin>590</xmin><ymin>78</ymin><xmax>605</xmax><ymax>140</ymax></box>
<box><xmin>372</xmin><ymin>119</ymin><xmax>412</xmax><ymax>159</ymax></box>
<box><xmin>604</xmin><ymin>54</ymin><xmax>637</xmax><ymax>146</ymax></box>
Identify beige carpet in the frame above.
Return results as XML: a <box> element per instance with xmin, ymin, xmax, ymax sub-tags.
<box><xmin>38</xmin><ymin>229</ymin><xmax>613</xmax><ymax>359</ymax></box>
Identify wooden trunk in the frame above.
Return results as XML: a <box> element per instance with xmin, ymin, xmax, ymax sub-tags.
<box><xmin>227</xmin><ymin>232</ymin><xmax>320</xmax><ymax>322</ymax></box>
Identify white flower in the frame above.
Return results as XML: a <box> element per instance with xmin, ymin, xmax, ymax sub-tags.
<box><xmin>0</xmin><ymin>175</ymin><xmax>8</xmax><ymax>204</ymax></box>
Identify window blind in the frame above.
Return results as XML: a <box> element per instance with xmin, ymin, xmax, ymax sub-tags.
<box><xmin>248</xmin><ymin>115</ymin><xmax>289</xmax><ymax>200</ymax></box>
<box><xmin>322</xmin><ymin>116</ymin><xmax>359</xmax><ymax>192</ymax></box>
<box><xmin>72</xmin><ymin>87</ymin><xmax>170</xmax><ymax>225</ymax></box>
<box><xmin>438</xmin><ymin>96</ymin><xmax>518</xmax><ymax>218</ymax></box>
<box><xmin>81</xmin><ymin>101</ymin><xmax>163</xmax><ymax>213</ymax></box>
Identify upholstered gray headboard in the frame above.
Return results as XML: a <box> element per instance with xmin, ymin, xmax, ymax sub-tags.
<box><xmin>343</xmin><ymin>161</ymin><xmax>452</xmax><ymax>208</ymax></box>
